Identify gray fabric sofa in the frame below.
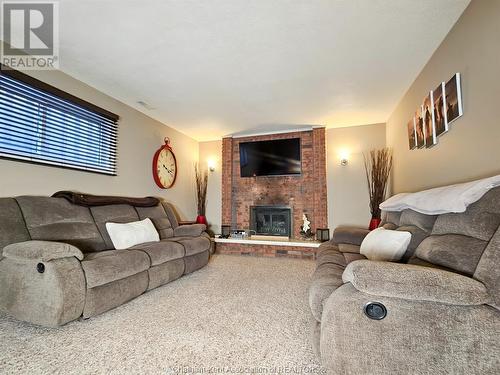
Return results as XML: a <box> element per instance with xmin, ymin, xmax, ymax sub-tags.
<box><xmin>0</xmin><ymin>196</ymin><xmax>213</xmax><ymax>327</ymax></box>
<box><xmin>310</xmin><ymin>187</ymin><xmax>500</xmax><ymax>374</ymax></box>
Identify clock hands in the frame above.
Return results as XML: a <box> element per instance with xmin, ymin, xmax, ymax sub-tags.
<box><xmin>162</xmin><ymin>164</ymin><xmax>174</xmax><ymax>175</ymax></box>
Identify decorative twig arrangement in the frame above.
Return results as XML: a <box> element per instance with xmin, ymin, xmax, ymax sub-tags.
<box><xmin>195</xmin><ymin>163</ymin><xmax>208</xmax><ymax>216</ymax></box>
<box><xmin>364</xmin><ymin>148</ymin><xmax>393</xmax><ymax>219</ymax></box>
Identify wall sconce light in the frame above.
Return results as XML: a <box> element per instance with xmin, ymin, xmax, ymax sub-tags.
<box><xmin>207</xmin><ymin>159</ymin><xmax>216</xmax><ymax>172</ymax></box>
<box><xmin>339</xmin><ymin>150</ymin><xmax>350</xmax><ymax>166</ymax></box>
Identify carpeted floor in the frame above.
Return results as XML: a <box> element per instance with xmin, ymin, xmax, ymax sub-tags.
<box><xmin>0</xmin><ymin>254</ymin><xmax>322</xmax><ymax>374</ymax></box>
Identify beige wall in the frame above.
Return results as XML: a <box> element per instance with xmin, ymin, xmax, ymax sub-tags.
<box><xmin>386</xmin><ymin>0</ymin><xmax>500</xmax><ymax>193</ymax></box>
<box><xmin>0</xmin><ymin>69</ymin><xmax>199</xmax><ymax>220</ymax></box>
<box><xmin>198</xmin><ymin>140</ymin><xmax>222</xmax><ymax>234</ymax></box>
<box><xmin>326</xmin><ymin>123</ymin><xmax>386</xmax><ymax>230</ymax></box>
<box><xmin>197</xmin><ymin>124</ymin><xmax>386</xmax><ymax>234</ymax></box>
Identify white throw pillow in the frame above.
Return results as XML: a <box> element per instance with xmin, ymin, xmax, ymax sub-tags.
<box><xmin>360</xmin><ymin>227</ymin><xmax>411</xmax><ymax>262</ymax></box>
<box><xmin>106</xmin><ymin>218</ymin><xmax>159</xmax><ymax>250</ymax></box>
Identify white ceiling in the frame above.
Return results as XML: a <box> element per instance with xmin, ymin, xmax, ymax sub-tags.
<box><xmin>58</xmin><ymin>0</ymin><xmax>470</xmax><ymax>141</ymax></box>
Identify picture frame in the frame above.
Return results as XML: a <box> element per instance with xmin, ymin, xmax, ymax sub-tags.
<box><xmin>423</xmin><ymin>91</ymin><xmax>437</xmax><ymax>148</ymax></box>
<box><xmin>444</xmin><ymin>72</ymin><xmax>463</xmax><ymax>126</ymax></box>
<box><xmin>433</xmin><ymin>82</ymin><xmax>448</xmax><ymax>136</ymax></box>
<box><xmin>407</xmin><ymin>117</ymin><xmax>417</xmax><ymax>150</ymax></box>
<box><xmin>407</xmin><ymin>72</ymin><xmax>463</xmax><ymax>151</ymax></box>
<box><xmin>415</xmin><ymin>105</ymin><xmax>425</xmax><ymax>148</ymax></box>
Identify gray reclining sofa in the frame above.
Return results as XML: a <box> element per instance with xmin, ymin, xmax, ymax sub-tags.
<box><xmin>310</xmin><ymin>186</ymin><xmax>500</xmax><ymax>374</ymax></box>
<box><xmin>0</xmin><ymin>195</ymin><xmax>212</xmax><ymax>327</ymax></box>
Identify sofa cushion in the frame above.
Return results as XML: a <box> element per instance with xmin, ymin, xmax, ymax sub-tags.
<box><xmin>415</xmin><ymin>234</ymin><xmax>488</xmax><ymax>276</ymax></box>
<box><xmin>433</xmin><ymin>211</ymin><xmax>500</xmax><ymax>242</ymax></box>
<box><xmin>396</xmin><ymin>225</ymin><xmax>430</xmax><ymax>261</ymax></box>
<box><xmin>474</xmin><ymin>225</ymin><xmax>500</xmax><ymax>309</ymax></box>
<box><xmin>317</xmin><ymin>243</ymin><xmax>364</xmax><ymax>268</ymax></box>
<box><xmin>160</xmin><ymin>201</ymin><xmax>179</xmax><ymax>228</ymax></box>
<box><xmin>331</xmin><ymin>227</ymin><xmax>370</xmax><ymax>246</ymax></box>
<box><xmin>310</xmin><ymin>244</ymin><xmax>366</xmax><ymax>321</ymax></box>
<box><xmin>317</xmin><ymin>245</ymin><xmax>348</xmax><ymax>268</ymax></box>
<box><xmin>399</xmin><ymin>209</ymin><xmax>437</xmax><ymax>232</ymax></box>
<box><xmin>147</xmin><ymin>258</ymin><xmax>185</xmax><ymax>290</ymax></box>
<box><xmin>169</xmin><ymin>236</ymin><xmax>211</xmax><ymax>256</ymax></box>
<box><xmin>83</xmin><ymin>271</ymin><xmax>148</xmax><ymax>318</ymax></box>
<box><xmin>381</xmin><ymin>211</ymin><xmax>401</xmax><ymax>227</ymax></box>
<box><xmin>0</xmin><ymin>198</ymin><xmax>30</xmax><ymax>255</ymax></box>
<box><xmin>82</xmin><ymin>249</ymin><xmax>150</xmax><ymax>288</ymax></box>
<box><xmin>16</xmin><ymin>196</ymin><xmax>106</xmax><ymax>252</ymax></box>
<box><xmin>90</xmin><ymin>205</ymin><xmax>139</xmax><ymax>249</ymax></box>
<box><xmin>381</xmin><ymin>222</ymin><xmax>398</xmax><ymax>230</ymax></box>
<box><xmin>343</xmin><ymin>252</ymin><xmax>366</xmax><ymax>263</ymax></box>
<box><xmin>316</xmin><ymin>243</ymin><xmax>338</xmax><ymax>257</ymax></box>
<box><xmin>173</xmin><ymin>224</ymin><xmax>206</xmax><ymax>237</ymax></box>
<box><xmin>184</xmin><ymin>250</ymin><xmax>210</xmax><ymax>274</ymax></box>
<box><xmin>337</xmin><ymin>243</ymin><xmax>360</xmax><ymax>254</ymax></box>
<box><xmin>130</xmin><ymin>240</ymin><xmax>185</xmax><ymax>266</ymax></box>
<box><xmin>432</xmin><ymin>187</ymin><xmax>500</xmax><ymax>241</ymax></box>
<box><xmin>135</xmin><ymin>205</ymin><xmax>174</xmax><ymax>239</ymax></box>
<box><xmin>309</xmin><ymin>262</ymin><xmax>345</xmax><ymax>322</ymax></box>
<box><xmin>407</xmin><ymin>256</ymin><xmax>456</xmax><ymax>272</ymax></box>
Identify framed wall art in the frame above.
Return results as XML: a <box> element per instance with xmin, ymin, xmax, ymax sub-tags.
<box><xmin>423</xmin><ymin>91</ymin><xmax>436</xmax><ymax>148</ymax></box>
<box><xmin>415</xmin><ymin>106</ymin><xmax>425</xmax><ymax>148</ymax></box>
<box><xmin>406</xmin><ymin>72</ymin><xmax>463</xmax><ymax>151</ymax></box>
<box><xmin>444</xmin><ymin>73</ymin><xmax>463</xmax><ymax>125</ymax></box>
<box><xmin>407</xmin><ymin>117</ymin><xmax>417</xmax><ymax>150</ymax></box>
<box><xmin>433</xmin><ymin>82</ymin><xmax>447</xmax><ymax>136</ymax></box>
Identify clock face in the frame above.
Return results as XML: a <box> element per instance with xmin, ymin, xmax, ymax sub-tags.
<box><xmin>153</xmin><ymin>147</ymin><xmax>177</xmax><ymax>189</ymax></box>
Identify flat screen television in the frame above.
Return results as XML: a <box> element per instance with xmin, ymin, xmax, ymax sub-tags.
<box><xmin>239</xmin><ymin>138</ymin><xmax>301</xmax><ymax>177</ymax></box>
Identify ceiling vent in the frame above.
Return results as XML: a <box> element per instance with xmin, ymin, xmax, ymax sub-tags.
<box><xmin>137</xmin><ymin>100</ymin><xmax>155</xmax><ymax>110</ymax></box>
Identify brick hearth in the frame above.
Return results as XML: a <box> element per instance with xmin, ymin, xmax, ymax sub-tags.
<box><xmin>221</xmin><ymin>128</ymin><xmax>328</xmax><ymax>238</ymax></box>
<box><xmin>215</xmin><ymin>242</ymin><xmax>317</xmax><ymax>259</ymax></box>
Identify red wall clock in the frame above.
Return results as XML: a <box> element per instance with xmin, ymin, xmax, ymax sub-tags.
<box><xmin>152</xmin><ymin>138</ymin><xmax>177</xmax><ymax>189</ymax></box>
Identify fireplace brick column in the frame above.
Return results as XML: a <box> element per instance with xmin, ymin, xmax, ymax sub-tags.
<box><xmin>221</xmin><ymin>137</ymin><xmax>233</xmax><ymax>226</ymax></box>
<box><xmin>220</xmin><ymin>129</ymin><xmax>328</xmax><ymax>237</ymax></box>
<box><xmin>312</xmin><ymin>127</ymin><xmax>328</xmax><ymax>229</ymax></box>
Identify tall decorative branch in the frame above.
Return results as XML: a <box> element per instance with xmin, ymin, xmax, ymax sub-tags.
<box><xmin>195</xmin><ymin>163</ymin><xmax>208</xmax><ymax>216</ymax></box>
<box><xmin>363</xmin><ymin>148</ymin><xmax>393</xmax><ymax>219</ymax></box>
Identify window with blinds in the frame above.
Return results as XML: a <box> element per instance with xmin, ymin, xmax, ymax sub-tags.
<box><xmin>0</xmin><ymin>67</ymin><xmax>119</xmax><ymax>175</ymax></box>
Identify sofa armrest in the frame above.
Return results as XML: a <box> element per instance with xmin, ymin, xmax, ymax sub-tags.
<box><xmin>2</xmin><ymin>240</ymin><xmax>84</xmax><ymax>262</ymax></box>
<box><xmin>0</xmin><ymin>251</ymin><xmax>86</xmax><ymax>327</ymax></box>
<box><xmin>173</xmin><ymin>224</ymin><xmax>206</xmax><ymax>237</ymax></box>
<box><xmin>331</xmin><ymin>226</ymin><xmax>370</xmax><ymax>246</ymax></box>
<box><xmin>342</xmin><ymin>260</ymin><xmax>490</xmax><ymax>306</ymax></box>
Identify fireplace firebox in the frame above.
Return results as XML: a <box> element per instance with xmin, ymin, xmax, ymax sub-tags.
<box><xmin>249</xmin><ymin>206</ymin><xmax>292</xmax><ymax>238</ymax></box>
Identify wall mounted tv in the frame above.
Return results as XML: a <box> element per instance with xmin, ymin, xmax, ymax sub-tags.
<box><xmin>239</xmin><ymin>138</ymin><xmax>301</xmax><ymax>177</ymax></box>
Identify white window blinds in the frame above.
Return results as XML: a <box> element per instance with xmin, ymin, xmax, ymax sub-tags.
<box><xmin>0</xmin><ymin>68</ymin><xmax>119</xmax><ymax>175</ymax></box>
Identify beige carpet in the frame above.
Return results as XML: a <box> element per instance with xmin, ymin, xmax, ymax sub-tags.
<box><xmin>0</xmin><ymin>254</ymin><xmax>322</xmax><ymax>374</ymax></box>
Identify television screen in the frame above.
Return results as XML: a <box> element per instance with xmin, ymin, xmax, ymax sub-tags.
<box><xmin>239</xmin><ymin>138</ymin><xmax>301</xmax><ymax>177</ymax></box>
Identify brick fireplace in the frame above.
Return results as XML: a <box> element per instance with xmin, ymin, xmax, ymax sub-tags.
<box><xmin>221</xmin><ymin>128</ymin><xmax>327</xmax><ymax>239</ymax></box>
